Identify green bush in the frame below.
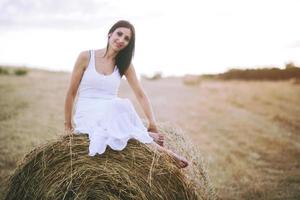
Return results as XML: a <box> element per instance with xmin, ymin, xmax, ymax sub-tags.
<box><xmin>14</xmin><ymin>68</ymin><xmax>28</xmax><ymax>76</ymax></box>
<box><xmin>141</xmin><ymin>72</ymin><xmax>162</xmax><ymax>81</ymax></box>
<box><xmin>0</xmin><ymin>67</ymin><xmax>9</xmax><ymax>75</ymax></box>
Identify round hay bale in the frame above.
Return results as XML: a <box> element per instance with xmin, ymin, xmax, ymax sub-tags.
<box><xmin>4</xmin><ymin>123</ymin><xmax>215</xmax><ymax>200</ymax></box>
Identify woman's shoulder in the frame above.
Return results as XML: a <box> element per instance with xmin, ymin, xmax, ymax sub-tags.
<box><xmin>78</xmin><ymin>50</ymin><xmax>90</xmax><ymax>62</ymax></box>
<box><xmin>76</xmin><ymin>50</ymin><xmax>91</xmax><ymax>71</ymax></box>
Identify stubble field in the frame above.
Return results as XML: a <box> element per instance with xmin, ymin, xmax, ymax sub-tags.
<box><xmin>0</xmin><ymin>69</ymin><xmax>299</xmax><ymax>199</ymax></box>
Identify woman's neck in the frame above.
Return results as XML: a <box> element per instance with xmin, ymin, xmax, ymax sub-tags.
<box><xmin>103</xmin><ymin>47</ymin><xmax>118</xmax><ymax>61</ymax></box>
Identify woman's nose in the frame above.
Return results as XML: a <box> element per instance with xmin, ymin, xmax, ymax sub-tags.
<box><xmin>118</xmin><ymin>37</ymin><xmax>126</xmax><ymax>43</ymax></box>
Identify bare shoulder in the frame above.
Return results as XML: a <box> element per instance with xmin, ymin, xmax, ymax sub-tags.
<box><xmin>78</xmin><ymin>50</ymin><xmax>90</xmax><ymax>60</ymax></box>
<box><xmin>124</xmin><ymin>63</ymin><xmax>135</xmax><ymax>77</ymax></box>
<box><xmin>124</xmin><ymin>63</ymin><xmax>140</xmax><ymax>84</ymax></box>
<box><xmin>124</xmin><ymin>63</ymin><xmax>145</xmax><ymax>97</ymax></box>
<box><xmin>75</xmin><ymin>50</ymin><xmax>90</xmax><ymax>71</ymax></box>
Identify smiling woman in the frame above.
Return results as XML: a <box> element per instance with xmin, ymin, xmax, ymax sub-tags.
<box><xmin>64</xmin><ymin>20</ymin><xmax>189</xmax><ymax>168</ymax></box>
<box><xmin>103</xmin><ymin>21</ymin><xmax>136</xmax><ymax>77</ymax></box>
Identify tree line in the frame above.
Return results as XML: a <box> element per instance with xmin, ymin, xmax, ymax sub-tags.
<box><xmin>202</xmin><ymin>62</ymin><xmax>300</xmax><ymax>80</ymax></box>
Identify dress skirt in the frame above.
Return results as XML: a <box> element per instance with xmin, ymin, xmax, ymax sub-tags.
<box><xmin>73</xmin><ymin>97</ymin><xmax>154</xmax><ymax>156</ymax></box>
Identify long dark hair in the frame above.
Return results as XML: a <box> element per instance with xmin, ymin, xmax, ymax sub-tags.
<box><xmin>104</xmin><ymin>20</ymin><xmax>135</xmax><ymax>77</ymax></box>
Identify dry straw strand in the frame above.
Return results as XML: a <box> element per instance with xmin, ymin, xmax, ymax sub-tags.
<box><xmin>4</xmin><ymin>123</ymin><xmax>216</xmax><ymax>200</ymax></box>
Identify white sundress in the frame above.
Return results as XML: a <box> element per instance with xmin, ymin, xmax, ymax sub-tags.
<box><xmin>73</xmin><ymin>50</ymin><xmax>153</xmax><ymax>156</ymax></box>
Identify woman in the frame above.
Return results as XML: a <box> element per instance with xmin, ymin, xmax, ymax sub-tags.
<box><xmin>64</xmin><ymin>20</ymin><xmax>189</xmax><ymax>168</ymax></box>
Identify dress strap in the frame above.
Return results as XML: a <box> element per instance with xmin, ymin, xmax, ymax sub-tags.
<box><xmin>87</xmin><ymin>50</ymin><xmax>95</xmax><ymax>70</ymax></box>
<box><xmin>89</xmin><ymin>50</ymin><xmax>91</xmax><ymax>61</ymax></box>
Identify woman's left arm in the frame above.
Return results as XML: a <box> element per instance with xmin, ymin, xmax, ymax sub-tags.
<box><xmin>124</xmin><ymin>63</ymin><xmax>158</xmax><ymax>131</ymax></box>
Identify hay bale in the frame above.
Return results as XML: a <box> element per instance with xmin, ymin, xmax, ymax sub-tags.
<box><xmin>4</xmin><ymin>123</ymin><xmax>215</xmax><ymax>200</ymax></box>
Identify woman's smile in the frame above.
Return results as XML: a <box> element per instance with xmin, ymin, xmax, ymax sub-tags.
<box><xmin>114</xmin><ymin>42</ymin><xmax>124</xmax><ymax>49</ymax></box>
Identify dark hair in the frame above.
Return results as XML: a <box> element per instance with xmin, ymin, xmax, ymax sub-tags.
<box><xmin>104</xmin><ymin>20</ymin><xmax>135</xmax><ymax>77</ymax></box>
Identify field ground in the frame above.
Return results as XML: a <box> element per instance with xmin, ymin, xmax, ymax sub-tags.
<box><xmin>0</xmin><ymin>69</ymin><xmax>300</xmax><ymax>199</ymax></box>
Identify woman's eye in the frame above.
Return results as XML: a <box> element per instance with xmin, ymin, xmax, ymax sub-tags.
<box><xmin>117</xmin><ymin>32</ymin><xmax>122</xmax><ymax>36</ymax></box>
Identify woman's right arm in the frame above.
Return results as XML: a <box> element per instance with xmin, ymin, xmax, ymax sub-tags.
<box><xmin>64</xmin><ymin>51</ymin><xmax>89</xmax><ymax>133</ymax></box>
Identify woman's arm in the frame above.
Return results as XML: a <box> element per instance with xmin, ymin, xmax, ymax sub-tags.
<box><xmin>64</xmin><ymin>51</ymin><xmax>89</xmax><ymax>133</ymax></box>
<box><xmin>124</xmin><ymin>63</ymin><xmax>158</xmax><ymax>131</ymax></box>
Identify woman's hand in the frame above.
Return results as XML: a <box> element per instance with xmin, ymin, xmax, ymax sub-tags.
<box><xmin>147</xmin><ymin>123</ymin><xmax>159</xmax><ymax>133</ymax></box>
<box><xmin>148</xmin><ymin>123</ymin><xmax>164</xmax><ymax>146</ymax></box>
<box><xmin>149</xmin><ymin>131</ymin><xmax>165</xmax><ymax>147</ymax></box>
<box><xmin>64</xmin><ymin>122</ymin><xmax>74</xmax><ymax>135</ymax></box>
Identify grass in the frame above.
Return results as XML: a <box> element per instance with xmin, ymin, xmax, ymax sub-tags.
<box><xmin>0</xmin><ymin>66</ymin><xmax>29</xmax><ymax>76</ymax></box>
<box><xmin>0</xmin><ymin>68</ymin><xmax>300</xmax><ymax>199</ymax></box>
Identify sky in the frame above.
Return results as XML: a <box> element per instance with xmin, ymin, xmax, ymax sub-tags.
<box><xmin>0</xmin><ymin>0</ymin><xmax>299</xmax><ymax>76</ymax></box>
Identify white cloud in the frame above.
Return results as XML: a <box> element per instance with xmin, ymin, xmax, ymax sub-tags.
<box><xmin>0</xmin><ymin>0</ymin><xmax>300</xmax><ymax>75</ymax></box>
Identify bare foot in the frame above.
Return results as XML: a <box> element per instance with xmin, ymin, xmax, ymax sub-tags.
<box><xmin>151</xmin><ymin>142</ymin><xmax>189</xmax><ymax>168</ymax></box>
<box><xmin>168</xmin><ymin>151</ymin><xmax>189</xmax><ymax>168</ymax></box>
<box><xmin>149</xmin><ymin>132</ymin><xmax>164</xmax><ymax>147</ymax></box>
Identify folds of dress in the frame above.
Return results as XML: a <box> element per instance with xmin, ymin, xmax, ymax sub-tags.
<box><xmin>74</xmin><ymin>97</ymin><xmax>153</xmax><ymax>156</ymax></box>
<box><xmin>73</xmin><ymin>50</ymin><xmax>153</xmax><ymax>156</ymax></box>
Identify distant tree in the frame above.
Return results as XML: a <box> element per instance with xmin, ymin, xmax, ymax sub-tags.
<box><xmin>14</xmin><ymin>68</ymin><xmax>28</xmax><ymax>76</ymax></box>
<box><xmin>285</xmin><ymin>62</ymin><xmax>298</xmax><ymax>69</ymax></box>
<box><xmin>0</xmin><ymin>66</ymin><xmax>9</xmax><ymax>75</ymax></box>
<box><xmin>141</xmin><ymin>71</ymin><xmax>162</xmax><ymax>81</ymax></box>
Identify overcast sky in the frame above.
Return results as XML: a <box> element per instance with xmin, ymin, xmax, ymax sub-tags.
<box><xmin>1</xmin><ymin>0</ymin><xmax>299</xmax><ymax>76</ymax></box>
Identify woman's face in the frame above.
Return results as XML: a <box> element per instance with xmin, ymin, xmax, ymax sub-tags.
<box><xmin>108</xmin><ymin>27</ymin><xmax>132</xmax><ymax>51</ymax></box>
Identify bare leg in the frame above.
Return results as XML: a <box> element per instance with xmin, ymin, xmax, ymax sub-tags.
<box><xmin>148</xmin><ymin>141</ymin><xmax>189</xmax><ymax>168</ymax></box>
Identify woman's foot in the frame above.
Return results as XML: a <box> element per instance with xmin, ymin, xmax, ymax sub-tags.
<box><xmin>168</xmin><ymin>150</ymin><xmax>189</xmax><ymax>168</ymax></box>
<box><xmin>151</xmin><ymin>142</ymin><xmax>189</xmax><ymax>168</ymax></box>
<box><xmin>149</xmin><ymin>132</ymin><xmax>164</xmax><ymax>147</ymax></box>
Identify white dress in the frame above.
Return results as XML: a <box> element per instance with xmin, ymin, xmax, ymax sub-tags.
<box><xmin>73</xmin><ymin>50</ymin><xmax>153</xmax><ymax>156</ymax></box>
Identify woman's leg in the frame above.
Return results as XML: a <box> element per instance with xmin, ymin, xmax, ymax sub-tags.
<box><xmin>148</xmin><ymin>141</ymin><xmax>189</xmax><ymax>168</ymax></box>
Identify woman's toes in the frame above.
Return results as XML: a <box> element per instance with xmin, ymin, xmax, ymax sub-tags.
<box><xmin>178</xmin><ymin>156</ymin><xmax>189</xmax><ymax>168</ymax></box>
<box><xmin>157</xmin><ymin>140</ymin><xmax>163</xmax><ymax>146</ymax></box>
<box><xmin>182</xmin><ymin>159</ymin><xmax>189</xmax><ymax>168</ymax></box>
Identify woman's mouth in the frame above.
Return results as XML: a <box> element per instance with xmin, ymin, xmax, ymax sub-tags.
<box><xmin>115</xmin><ymin>43</ymin><xmax>123</xmax><ymax>48</ymax></box>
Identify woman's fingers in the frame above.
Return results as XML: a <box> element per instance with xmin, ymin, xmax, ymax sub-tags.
<box><xmin>158</xmin><ymin>136</ymin><xmax>164</xmax><ymax>146</ymax></box>
<box><xmin>149</xmin><ymin>132</ymin><xmax>165</xmax><ymax>146</ymax></box>
<box><xmin>64</xmin><ymin>127</ymin><xmax>74</xmax><ymax>135</ymax></box>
